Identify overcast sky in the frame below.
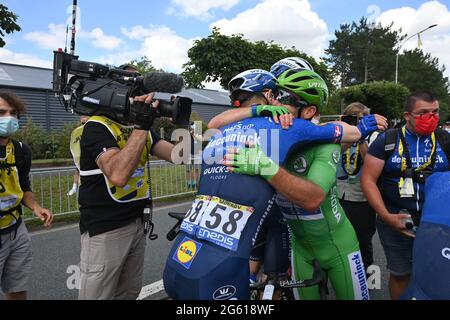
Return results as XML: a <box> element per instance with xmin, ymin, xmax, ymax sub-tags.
<box><xmin>1</xmin><ymin>0</ymin><xmax>449</xmax><ymax>88</ymax></box>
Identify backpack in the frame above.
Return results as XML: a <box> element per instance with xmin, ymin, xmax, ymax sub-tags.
<box><xmin>11</xmin><ymin>139</ymin><xmax>25</xmax><ymax>169</ymax></box>
<box><xmin>383</xmin><ymin>128</ymin><xmax>450</xmax><ymax>168</ymax></box>
<box><xmin>0</xmin><ymin>139</ymin><xmax>25</xmax><ymax>170</ymax></box>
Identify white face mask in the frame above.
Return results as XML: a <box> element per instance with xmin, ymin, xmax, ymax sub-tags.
<box><xmin>0</xmin><ymin>116</ymin><xmax>19</xmax><ymax>137</ymax></box>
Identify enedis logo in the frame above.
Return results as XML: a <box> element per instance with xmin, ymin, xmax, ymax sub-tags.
<box><xmin>177</xmin><ymin>240</ymin><xmax>197</xmax><ymax>264</ymax></box>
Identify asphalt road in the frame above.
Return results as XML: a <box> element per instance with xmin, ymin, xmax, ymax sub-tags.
<box><xmin>1</xmin><ymin>201</ymin><xmax>390</xmax><ymax>300</ymax></box>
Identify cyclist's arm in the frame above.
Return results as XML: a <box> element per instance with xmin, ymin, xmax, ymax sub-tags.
<box><xmin>293</xmin><ymin>121</ymin><xmax>362</xmax><ymax>145</ymax></box>
<box><xmin>208</xmin><ymin>108</ymin><xmax>252</xmax><ymax>129</ymax></box>
<box><xmin>305</xmin><ymin>144</ymin><xmax>340</xmax><ymax>195</ymax></box>
<box><xmin>269</xmin><ymin>168</ymin><xmax>325</xmax><ymax>212</ymax></box>
<box><xmin>270</xmin><ymin>144</ymin><xmax>339</xmax><ymax>211</ymax></box>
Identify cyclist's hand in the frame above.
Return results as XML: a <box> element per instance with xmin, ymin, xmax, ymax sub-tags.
<box><xmin>278</xmin><ymin>113</ymin><xmax>294</xmax><ymax>129</ymax></box>
<box><xmin>357</xmin><ymin>114</ymin><xmax>388</xmax><ymax>139</ymax></box>
<box><xmin>223</xmin><ymin>143</ymin><xmax>279</xmax><ymax>180</ymax></box>
<box><xmin>384</xmin><ymin>213</ymin><xmax>416</xmax><ymax>238</ymax></box>
<box><xmin>253</xmin><ymin>105</ymin><xmax>290</xmax><ymax>119</ymax></box>
<box><xmin>357</xmin><ymin>115</ymin><xmax>377</xmax><ymax>139</ymax></box>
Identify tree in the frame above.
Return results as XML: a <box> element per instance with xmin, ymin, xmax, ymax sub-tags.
<box><xmin>182</xmin><ymin>27</ymin><xmax>333</xmax><ymax>91</ymax></box>
<box><xmin>325</xmin><ymin>17</ymin><xmax>403</xmax><ymax>87</ymax></box>
<box><xmin>398</xmin><ymin>49</ymin><xmax>450</xmax><ymax>120</ymax></box>
<box><xmin>327</xmin><ymin>81</ymin><xmax>410</xmax><ymax>121</ymax></box>
<box><xmin>0</xmin><ymin>4</ymin><xmax>21</xmax><ymax>48</ymax></box>
<box><xmin>127</xmin><ymin>56</ymin><xmax>162</xmax><ymax>74</ymax></box>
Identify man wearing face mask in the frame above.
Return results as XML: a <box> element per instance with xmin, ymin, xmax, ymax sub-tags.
<box><xmin>0</xmin><ymin>90</ymin><xmax>53</xmax><ymax>300</ymax></box>
<box><xmin>361</xmin><ymin>91</ymin><xmax>450</xmax><ymax>300</ymax></box>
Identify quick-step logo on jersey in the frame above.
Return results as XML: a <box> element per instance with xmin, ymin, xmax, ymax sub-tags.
<box><xmin>213</xmin><ymin>285</ymin><xmax>237</xmax><ymax>300</ymax></box>
<box><xmin>348</xmin><ymin>251</ymin><xmax>370</xmax><ymax>300</ymax></box>
<box><xmin>173</xmin><ymin>237</ymin><xmax>202</xmax><ymax>269</ymax></box>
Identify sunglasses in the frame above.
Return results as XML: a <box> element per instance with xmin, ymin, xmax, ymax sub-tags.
<box><xmin>277</xmin><ymin>90</ymin><xmax>308</xmax><ymax>109</ymax></box>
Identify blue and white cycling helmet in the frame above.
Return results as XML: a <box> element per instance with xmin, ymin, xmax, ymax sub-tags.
<box><xmin>270</xmin><ymin>57</ymin><xmax>314</xmax><ymax>78</ymax></box>
<box><xmin>228</xmin><ymin>69</ymin><xmax>277</xmax><ymax>107</ymax></box>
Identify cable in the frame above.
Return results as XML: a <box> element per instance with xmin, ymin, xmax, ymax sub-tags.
<box><xmin>143</xmin><ymin>142</ymin><xmax>158</xmax><ymax>240</ymax></box>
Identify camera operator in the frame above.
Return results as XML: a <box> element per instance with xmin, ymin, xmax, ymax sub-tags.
<box><xmin>77</xmin><ymin>92</ymin><xmax>176</xmax><ymax>300</ymax></box>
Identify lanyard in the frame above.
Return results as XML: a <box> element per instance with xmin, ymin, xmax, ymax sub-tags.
<box><xmin>398</xmin><ymin>126</ymin><xmax>436</xmax><ymax>187</ymax></box>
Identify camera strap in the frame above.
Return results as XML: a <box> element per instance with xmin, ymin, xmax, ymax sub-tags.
<box><xmin>143</xmin><ymin>144</ymin><xmax>158</xmax><ymax>241</ymax></box>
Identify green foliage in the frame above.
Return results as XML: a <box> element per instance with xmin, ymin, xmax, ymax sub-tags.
<box><xmin>0</xmin><ymin>4</ymin><xmax>21</xmax><ymax>47</ymax></box>
<box><xmin>325</xmin><ymin>17</ymin><xmax>403</xmax><ymax>86</ymax></box>
<box><xmin>329</xmin><ymin>81</ymin><xmax>410</xmax><ymax>120</ymax></box>
<box><xmin>152</xmin><ymin>117</ymin><xmax>176</xmax><ymax>142</ymax></box>
<box><xmin>13</xmin><ymin>118</ymin><xmax>78</xmax><ymax>160</ymax></box>
<box><xmin>13</xmin><ymin>118</ymin><xmax>47</xmax><ymax>159</ymax></box>
<box><xmin>189</xmin><ymin>111</ymin><xmax>208</xmax><ymax>132</ymax></box>
<box><xmin>182</xmin><ymin>27</ymin><xmax>333</xmax><ymax>91</ymax></box>
<box><xmin>152</xmin><ymin>111</ymin><xmax>208</xmax><ymax>143</ymax></box>
<box><xmin>127</xmin><ymin>56</ymin><xmax>163</xmax><ymax>74</ymax></box>
<box><xmin>325</xmin><ymin>18</ymin><xmax>450</xmax><ymax>123</ymax></box>
<box><xmin>398</xmin><ymin>49</ymin><xmax>450</xmax><ymax>121</ymax></box>
<box><xmin>54</xmin><ymin>122</ymin><xmax>78</xmax><ymax>159</ymax></box>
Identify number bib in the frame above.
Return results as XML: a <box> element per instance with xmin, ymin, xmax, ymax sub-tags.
<box><xmin>180</xmin><ymin>195</ymin><xmax>254</xmax><ymax>251</ymax></box>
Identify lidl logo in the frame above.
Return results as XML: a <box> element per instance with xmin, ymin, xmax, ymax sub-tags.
<box><xmin>173</xmin><ymin>237</ymin><xmax>202</xmax><ymax>269</ymax></box>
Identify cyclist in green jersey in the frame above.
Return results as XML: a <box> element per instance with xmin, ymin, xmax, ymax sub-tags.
<box><xmin>223</xmin><ymin>69</ymin><xmax>383</xmax><ymax>299</ymax></box>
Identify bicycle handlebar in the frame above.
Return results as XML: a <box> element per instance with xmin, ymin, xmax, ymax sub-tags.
<box><xmin>250</xmin><ymin>259</ymin><xmax>326</xmax><ymax>291</ymax></box>
<box><xmin>166</xmin><ymin>212</ymin><xmax>186</xmax><ymax>241</ymax></box>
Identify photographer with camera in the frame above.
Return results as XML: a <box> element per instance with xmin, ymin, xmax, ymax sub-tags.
<box><xmin>337</xmin><ymin>103</ymin><xmax>378</xmax><ymax>275</ymax></box>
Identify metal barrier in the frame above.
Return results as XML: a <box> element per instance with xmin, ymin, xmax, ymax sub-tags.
<box><xmin>24</xmin><ymin>161</ymin><xmax>200</xmax><ymax>221</ymax></box>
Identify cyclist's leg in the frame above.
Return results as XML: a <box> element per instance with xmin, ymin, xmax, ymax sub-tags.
<box><xmin>290</xmin><ymin>237</ymin><xmax>321</xmax><ymax>300</ymax></box>
<box><xmin>249</xmin><ymin>214</ymin><xmax>269</xmax><ymax>282</ymax></box>
<box><xmin>326</xmin><ymin>220</ymin><xmax>370</xmax><ymax>300</ymax></box>
<box><xmin>263</xmin><ymin>210</ymin><xmax>290</xmax><ymax>276</ymax></box>
<box><xmin>261</xmin><ymin>217</ymin><xmax>290</xmax><ymax>300</ymax></box>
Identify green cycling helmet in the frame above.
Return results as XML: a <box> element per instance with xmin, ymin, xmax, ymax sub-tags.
<box><xmin>276</xmin><ymin>69</ymin><xmax>328</xmax><ymax>112</ymax></box>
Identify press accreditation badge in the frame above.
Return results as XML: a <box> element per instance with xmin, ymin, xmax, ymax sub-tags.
<box><xmin>399</xmin><ymin>178</ymin><xmax>415</xmax><ymax>198</ymax></box>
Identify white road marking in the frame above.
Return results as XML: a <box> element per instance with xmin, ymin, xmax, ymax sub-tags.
<box><xmin>137</xmin><ymin>280</ymin><xmax>165</xmax><ymax>300</ymax></box>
